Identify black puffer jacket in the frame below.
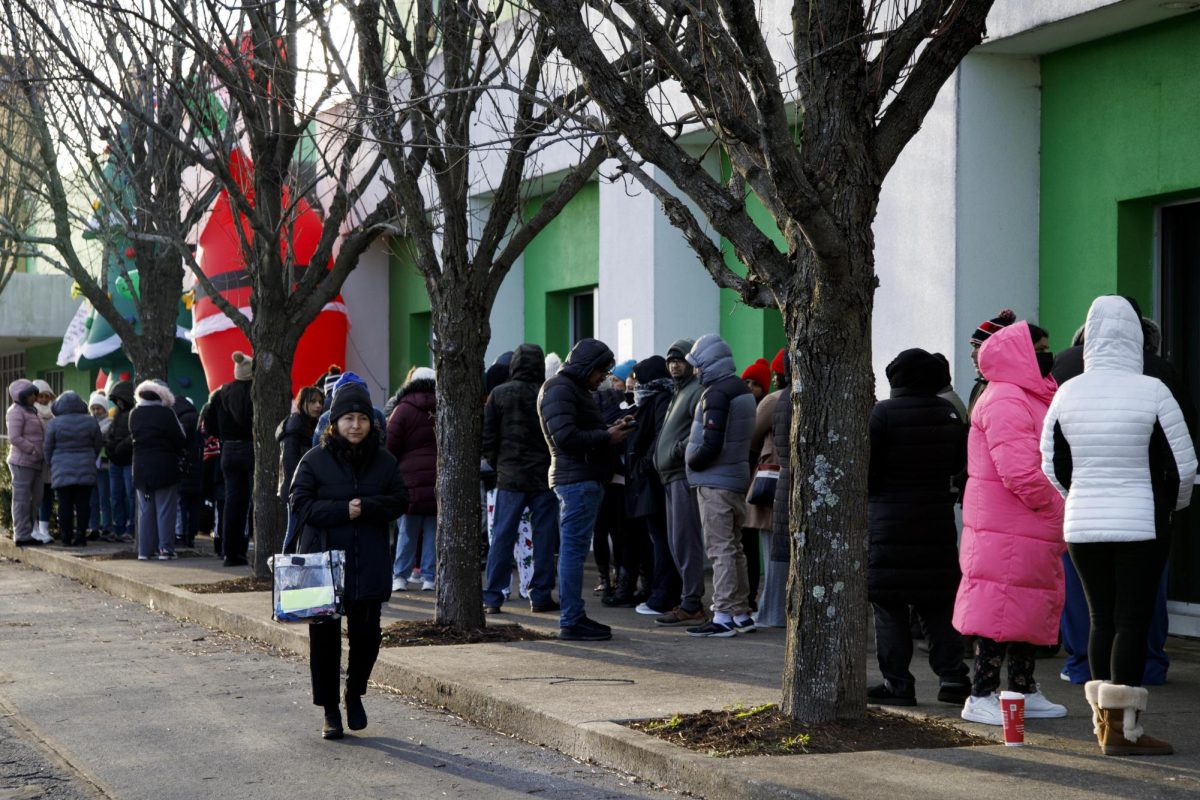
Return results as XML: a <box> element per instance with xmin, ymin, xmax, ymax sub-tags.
<box><xmin>205</xmin><ymin>379</ymin><xmax>254</xmax><ymax>442</ymax></box>
<box><xmin>276</xmin><ymin>412</ymin><xmax>317</xmax><ymax>500</ymax></box>
<box><xmin>105</xmin><ymin>381</ymin><xmax>136</xmax><ymax>466</ymax></box>
<box><xmin>386</xmin><ymin>379</ymin><xmax>437</xmax><ymax>515</ymax></box>
<box><xmin>483</xmin><ymin>344</ymin><xmax>550</xmax><ymax>492</ymax></box>
<box><xmin>129</xmin><ymin>382</ymin><xmax>187</xmax><ymax>491</ymax></box>
<box><xmin>289</xmin><ymin>435</ymin><xmax>409</xmax><ymax>603</ymax></box>
<box><xmin>174</xmin><ymin>395</ymin><xmax>203</xmax><ymax>494</ymax></box>
<box><xmin>867</xmin><ymin>349</ymin><xmax>967</xmax><ymax>605</ymax></box>
<box><xmin>537</xmin><ymin>338</ymin><xmax>615</xmax><ymax>487</ymax></box>
<box><xmin>624</xmin><ymin>357</ymin><xmax>672</xmax><ymax>519</ymax></box>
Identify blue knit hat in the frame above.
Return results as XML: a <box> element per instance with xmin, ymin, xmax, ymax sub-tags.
<box><xmin>612</xmin><ymin>359</ymin><xmax>637</xmax><ymax>381</ymax></box>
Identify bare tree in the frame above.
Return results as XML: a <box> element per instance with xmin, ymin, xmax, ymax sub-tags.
<box><xmin>8</xmin><ymin>0</ymin><xmax>397</xmax><ymax>576</ymax></box>
<box><xmin>526</xmin><ymin>0</ymin><xmax>996</xmax><ymax>722</ymax></box>
<box><xmin>347</xmin><ymin>0</ymin><xmax>609</xmax><ymax>627</ymax></box>
<box><xmin>0</xmin><ymin>55</ymin><xmax>39</xmax><ymax>298</ymax></box>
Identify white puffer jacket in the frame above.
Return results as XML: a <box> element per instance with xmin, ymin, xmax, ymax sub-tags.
<box><xmin>1040</xmin><ymin>296</ymin><xmax>1197</xmax><ymax>543</ymax></box>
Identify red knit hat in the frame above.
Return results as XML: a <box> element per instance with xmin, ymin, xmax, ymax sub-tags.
<box><xmin>742</xmin><ymin>358</ymin><xmax>771</xmax><ymax>392</ymax></box>
<box><xmin>770</xmin><ymin>347</ymin><xmax>786</xmax><ymax>376</ymax></box>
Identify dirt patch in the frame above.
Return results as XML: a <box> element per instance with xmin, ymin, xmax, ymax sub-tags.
<box><xmin>81</xmin><ymin>549</ymin><xmax>213</xmax><ymax>561</ymax></box>
<box><xmin>380</xmin><ymin>619</ymin><xmax>553</xmax><ymax>647</ymax></box>
<box><xmin>628</xmin><ymin>704</ymin><xmax>993</xmax><ymax>757</ymax></box>
<box><xmin>177</xmin><ymin>576</ymin><xmax>273</xmax><ymax>593</ymax></box>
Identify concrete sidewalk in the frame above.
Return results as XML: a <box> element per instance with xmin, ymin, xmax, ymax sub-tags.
<box><xmin>2</xmin><ymin>536</ymin><xmax>1199</xmax><ymax>799</ymax></box>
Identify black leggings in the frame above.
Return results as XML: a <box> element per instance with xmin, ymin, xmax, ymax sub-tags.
<box><xmin>309</xmin><ymin>600</ymin><xmax>382</xmax><ymax>707</ymax></box>
<box><xmin>1069</xmin><ymin>536</ymin><xmax>1170</xmax><ymax>686</ymax></box>
<box><xmin>972</xmin><ymin>637</ymin><xmax>1036</xmax><ymax>697</ymax></box>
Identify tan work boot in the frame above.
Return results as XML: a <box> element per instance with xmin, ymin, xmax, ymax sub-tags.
<box><xmin>1096</xmin><ymin>684</ymin><xmax>1173</xmax><ymax>756</ymax></box>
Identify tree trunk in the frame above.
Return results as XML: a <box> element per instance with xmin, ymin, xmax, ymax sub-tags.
<box><xmin>431</xmin><ymin>293</ymin><xmax>489</xmax><ymax>629</ymax></box>
<box><xmin>249</xmin><ymin>338</ymin><xmax>295</xmax><ymax>579</ymax></box>
<box><xmin>779</xmin><ymin>225</ymin><xmax>878</xmax><ymax>723</ymax></box>
<box><xmin>122</xmin><ymin>255</ymin><xmax>182</xmax><ymax>383</ymax></box>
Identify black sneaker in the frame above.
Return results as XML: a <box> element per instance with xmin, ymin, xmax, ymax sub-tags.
<box><xmin>559</xmin><ymin>616</ymin><xmax>612</xmax><ymax>641</ymax></box>
<box><xmin>733</xmin><ymin>617</ymin><xmax>757</xmax><ymax>634</ymax></box>
<box><xmin>687</xmin><ymin>620</ymin><xmax>737</xmax><ymax>638</ymax></box>
<box><xmin>223</xmin><ymin>555</ymin><xmax>249</xmax><ymax>567</ymax></box>
<box><xmin>530</xmin><ymin>600</ymin><xmax>560</xmax><ymax>613</ymax></box>
<box><xmin>937</xmin><ymin>682</ymin><xmax>971</xmax><ymax>705</ymax></box>
<box><xmin>484</xmin><ymin>605</ymin><xmax>502</xmax><ymax>615</ymax></box>
<box><xmin>14</xmin><ymin>538</ymin><xmax>45</xmax><ymax>547</ymax></box>
<box><xmin>867</xmin><ymin>683</ymin><xmax>916</xmax><ymax>707</ymax></box>
<box><xmin>344</xmin><ymin>690</ymin><xmax>367</xmax><ymax>731</ymax></box>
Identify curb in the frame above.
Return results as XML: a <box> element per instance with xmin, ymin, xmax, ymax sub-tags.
<box><xmin>0</xmin><ymin>540</ymin><xmax>820</xmax><ymax>799</ymax></box>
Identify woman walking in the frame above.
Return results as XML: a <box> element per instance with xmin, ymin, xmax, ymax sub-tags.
<box><xmin>387</xmin><ymin>367</ymin><xmax>437</xmax><ymax>591</ymax></box>
<box><xmin>6</xmin><ymin>379</ymin><xmax>46</xmax><ymax>546</ymax></box>
<box><xmin>42</xmin><ymin>391</ymin><xmax>102</xmax><ymax>547</ymax></box>
<box><xmin>1041</xmin><ymin>296</ymin><xmax>1196</xmax><ymax>755</ymax></box>
<box><xmin>289</xmin><ymin>383</ymin><xmax>408</xmax><ymax>739</ymax></box>
<box><xmin>128</xmin><ymin>381</ymin><xmax>186</xmax><ymax>560</ymax></box>
<box><xmin>953</xmin><ymin>320</ymin><xmax>1069</xmax><ymax>724</ymax></box>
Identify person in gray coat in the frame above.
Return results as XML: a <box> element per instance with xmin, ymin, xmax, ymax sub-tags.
<box><xmin>43</xmin><ymin>391</ymin><xmax>103</xmax><ymax>547</ymax></box>
<box><xmin>650</xmin><ymin>338</ymin><xmax>707</xmax><ymax>626</ymax></box>
<box><xmin>684</xmin><ymin>334</ymin><xmax>758</xmax><ymax>637</ymax></box>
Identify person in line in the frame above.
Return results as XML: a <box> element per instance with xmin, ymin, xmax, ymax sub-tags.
<box><xmin>620</xmin><ymin>356</ymin><xmax>679</xmax><ymax>616</ymax></box>
<box><xmin>966</xmin><ymin>309</ymin><xmax>1017</xmax><ymax>418</ymax></box>
<box><xmin>87</xmin><ymin>392</ymin><xmax>113</xmax><ymax>541</ymax></box>
<box><xmin>204</xmin><ymin>351</ymin><xmax>254</xmax><ymax>566</ymax></box>
<box><xmin>289</xmin><ymin>382</ymin><xmax>408</xmax><ymax>739</ymax></box>
<box><xmin>173</xmin><ymin>390</ymin><xmax>203</xmax><ymax>548</ymax></box>
<box><xmin>1041</xmin><ymin>295</ymin><xmax>1196</xmax><ymax>756</ymax></box>
<box><xmin>279</xmin><ymin>386</ymin><xmax>325</xmax><ymax>553</ymax></box>
<box><xmin>763</xmin><ymin>350</ymin><xmax>793</xmax><ymax>628</ymax></box>
<box><xmin>651</xmin><ymin>338</ymin><xmax>708</xmax><ymax>627</ymax></box>
<box><xmin>739</xmin><ymin>356</ymin><xmax>773</xmax><ymax>610</ymax></box>
<box><xmin>387</xmin><ymin>367</ymin><xmax>438</xmax><ymax>592</ymax></box>
<box><xmin>1052</xmin><ymin>310</ymin><xmax>1192</xmax><ymax>686</ymax></box>
<box><xmin>311</xmin><ymin>372</ymin><xmax>388</xmax><ymax>447</ymax></box>
<box><xmin>482</xmin><ymin>344</ymin><xmax>559</xmax><ymax>615</ymax></box>
<box><xmin>591</xmin><ymin>362</ymin><xmax>630</xmax><ymax>600</ymax></box>
<box><xmin>129</xmin><ymin>381</ymin><xmax>186</xmax><ymax>561</ymax></box>
<box><xmin>43</xmin><ymin>391</ymin><xmax>103</xmax><ymax>548</ymax></box>
<box><xmin>538</xmin><ymin>338</ymin><xmax>633</xmax><ymax>641</ymax></box>
<box><xmin>866</xmin><ymin>349</ymin><xmax>971</xmax><ymax>706</ymax></box>
<box><xmin>954</xmin><ymin>321</ymin><xmax>1068</xmax><ymax>725</ymax></box>
<box><xmin>684</xmin><ymin>334</ymin><xmax>757</xmax><ymax>638</ymax></box>
<box><xmin>31</xmin><ymin>380</ymin><xmax>56</xmax><ymax>542</ymax></box>
<box><xmin>744</xmin><ymin>350</ymin><xmax>787</xmax><ymax>627</ymax></box>
<box><xmin>6</xmin><ymin>379</ymin><xmax>47</xmax><ymax>546</ymax></box>
<box><xmin>105</xmin><ymin>380</ymin><xmax>136</xmax><ymax>544</ymax></box>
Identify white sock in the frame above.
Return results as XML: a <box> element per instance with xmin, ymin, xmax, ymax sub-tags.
<box><xmin>713</xmin><ymin>612</ymin><xmax>733</xmax><ymax>625</ymax></box>
<box><xmin>734</xmin><ymin>614</ymin><xmax>753</xmax><ymax>625</ymax></box>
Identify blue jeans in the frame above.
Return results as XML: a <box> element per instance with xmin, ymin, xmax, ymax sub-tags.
<box><xmin>90</xmin><ymin>465</ymin><xmax>112</xmax><ymax>531</ymax></box>
<box><xmin>393</xmin><ymin>514</ymin><xmax>436</xmax><ymax>581</ymax></box>
<box><xmin>109</xmin><ymin>464</ymin><xmax>134</xmax><ymax>535</ymax></box>
<box><xmin>483</xmin><ymin>488</ymin><xmax>559</xmax><ymax>609</ymax></box>
<box><xmin>554</xmin><ymin>481</ymin><xmax>605</xmax><ymax>628</ymax></box>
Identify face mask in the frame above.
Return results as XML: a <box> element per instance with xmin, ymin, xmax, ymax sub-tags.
<box><xmin>624</xmin><ymin>391</ymin><xmax>635</xmax><ymax>406</ymax></box>
<box><xmin>1036</xmin><ymin>351</ymin><xmax>1055</xmax><ymax>378</ymax></box>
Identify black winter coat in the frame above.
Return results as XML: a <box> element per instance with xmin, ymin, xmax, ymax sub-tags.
<box><xmin>205</xmin><ymin>379</ymin><xmax>254</xmax><ymax>442</ymax></box>
<box><xmin>624</xmin><ymin>382</ymin><xmax>671</xmax><ymax>518</ymax></box>
<box><xmin>386</xmin><ymin>379</ymin><xmax>437</xmax><ymax>515</ymax></box>
<box><xmin>483</xmin><ymin>344</ymin><xmax>550</xmax><ymax>492</ymax></box>
<box><xmin>129</xmin><ymin>401</ymin><xmax>187</xmax><ymax>491</ymax></box>
<box><xmin>537</xmin><ymin>338</ymin><xmax>615</xmax><ymax>487</ymax></box>
<box><xmin>105</xmin><ymin>381</ymin><xmax>135</xmax><ymax>466</ymax></box>
<box><xmin>289</xmin><ymin>439</ymin><xmax>409</xmax><ymax>603</ymax></box>
<box><xmin>867</xmin><ymin>349</ymin><xmax>966</xmax><ymax>605</ymax></box>
<box><xmin>277</xmin><ymin>412</ymin><xmax>316</xmax><ymax>500</ymax></box>
<box><xmin>174</xmin><ymin>396</ymin><xmax>203</xmax><ymax>494</ymax></box>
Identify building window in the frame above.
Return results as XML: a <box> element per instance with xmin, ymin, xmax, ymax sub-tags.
<box><xmin>41</xmin><ymin>369</ymin><xmax>64</xmax><ymax>396</ymax></box>
<box><xmin>0</xmin><ymin>352</ymin><xmax>26</xmax><ymax>438</ymax></box>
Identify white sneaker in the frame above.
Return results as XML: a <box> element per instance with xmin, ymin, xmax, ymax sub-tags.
<box><xmin>392</xmin><ymin>577</ymin><xmax>408</xmax><ymax>592</ymax></box>
<box><xmin>1024</xmin><ymin>687</ymin><xmax>1068</xmax><ymax>718</ymax></box>
<box><xmin>32</xmin><ymin>523</ymin><xmax>53</xmax><ymax>544</ymax></box>
<box><xmin>961</xmin><ymin>693</ymin><xmax>1002</xmax><ymax>725</ymax></box>
<box><xmin>635</xmin><ymin>602</ymin><xmax>666</xmax><ymax>616</ymax></box>
<box><xmin>421</xmin><ymin>580</ymin><xmax>434</xmax><ymax>591</ymax></box>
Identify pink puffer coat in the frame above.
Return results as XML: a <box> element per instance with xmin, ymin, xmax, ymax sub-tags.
<box><xmin>6</xmin><ymin>379</ymin><xmax>45</xmax><ymax>469</ymax></box>
<box><xmin>953</xmin><ymin>322</ymin><xmax>1065</xmax><ymax>645</ymax></box>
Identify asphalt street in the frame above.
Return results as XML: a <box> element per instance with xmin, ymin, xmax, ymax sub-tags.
<box><xmin>0</xmin><ymin>558</ymin><xmax>671</xmax><ymax>800</ymax></box>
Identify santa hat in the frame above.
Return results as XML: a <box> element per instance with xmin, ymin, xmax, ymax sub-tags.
<box><xmin>741</xmin><ymin>358</ymin><xmax>771</xmax><ymax>392</ymax></box>
<box><xmin>970</xmin><ymin>309</ymin><xmax>1017</xmax><ymax>346</ymax></box>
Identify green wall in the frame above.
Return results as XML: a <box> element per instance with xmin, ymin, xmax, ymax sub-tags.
<box><xmin>719</xmin><ymin>157</ymin><xmax>786</xmax><ymax>371</ymax></box>
<box><xmin>25</xmin><ymin>342</ymin><xmax>94</xmax><ymax>397</ymax></box>
<box><xmin>522</xmin><ymin>182</ymin><xmax>599</xmax><ymax>357</ymax></box>
<box><xmin>388</xmin><ymin>238</ymin><xmax>432</xmax><ymax>385</ymax></box>
<box><xmin>1040</xmin><ymin>14</ymin><xmax>1200</xmax><ymax>347</ymax></box>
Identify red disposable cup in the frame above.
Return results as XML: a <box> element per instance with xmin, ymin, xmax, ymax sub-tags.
<box><xmin>999</xmin><ymin>691</ymin><xmax>1025</xmax><ymax>746</ymax></box>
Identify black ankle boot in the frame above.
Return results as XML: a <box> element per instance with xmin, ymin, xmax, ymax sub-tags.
<box><xmin>593</xmin><ymin>569</ymin><xmax>612</xmax><ymax>597</ymax></box>
<box><xmin>603</xmin><ymin>569</ymin><xmax>637</xmax><ymax>607</ymax></box>
<box><xmin>322</xmin><ymin>705</ymin><xmax>343</xmax><ymax>739</ymax></box>
<box><xmin>344</xmin><ymin>689</ymin><xmax>367</xmax><ymax>731</ymax></box>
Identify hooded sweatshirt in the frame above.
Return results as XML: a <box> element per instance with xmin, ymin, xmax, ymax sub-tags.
<box><xmin>1041</xmin><ymin>296</ymin><xmax>1196</xmax><ymax>544</ymax></box>
<box><xmin>6</xmin><ymin>379</ymin><xmax>45</xmax><ymax>469</ymax></box>
<box><xmin>483</xmin><ymin>343</ymin><xmax>551</xmax><ymax>492</ymax></box>
<box><xmin>684</xmin><ymin>334</ymin><xmax>756</xmax><ymax>493</ymax></box>
<box><xmin>953</xmin><ymin>321</ymin><xmax>1065</xmax><ymax>645</ymax></box>
<box><xmin>43</xmin><ymin>391</ymin><xmax>103</xmax><ymax>488</ymax></box>
<box><xmin>653</xmin><ymin>338</ymin><xmax>702</xmax><ymax>484</ymax></box>
<box><xmin>537</xmin><ymin>337</ymin><xmax>615</xmax><ymax>487</ymax></box>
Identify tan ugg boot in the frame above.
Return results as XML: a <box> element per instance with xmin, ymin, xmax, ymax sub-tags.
<box><xmin>1083</xmin><ymin>680</ymin><xmax>1107</xmax><ymax>741</ymax></box>
<box><xmin>1096</xmin><ymin>684</ymin><xmax>1173</xmax><ymax>756</ymax></box>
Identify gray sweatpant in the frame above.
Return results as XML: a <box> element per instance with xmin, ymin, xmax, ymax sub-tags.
<box><xmin>7</xmin><ymin>463</ymin><xmax>43</xmax><ymax>542</ymax></box>
<box><xmin>664</xmin><ymin>477</ymin><xmax>705</xmax><ymax>613</ymax></box>
<box><xmin>137</xmin><ymin>484</ymin><xmax>180</xmax><ymax>558</ymax></box>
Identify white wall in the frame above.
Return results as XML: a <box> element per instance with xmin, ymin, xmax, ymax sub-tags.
<box><xmin>339</xmin><ymin>244</ymin><xmax>391</xmax><ymax>405</ymax></box>
<box><xmin>486</xmin><ymin>257</ymin><xmax>525</xmax><ymax>365</ymax></box>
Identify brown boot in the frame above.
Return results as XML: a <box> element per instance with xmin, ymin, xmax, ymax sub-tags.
<box><xmin>1083</xmin><ymin>680</ymin><xmax>1107</xmax><ymax>741</ymax></box>
<box><xmin>1096</xmin><ymin>684</ymin><xmax>1173</xmax><ymax>756</ymax></box>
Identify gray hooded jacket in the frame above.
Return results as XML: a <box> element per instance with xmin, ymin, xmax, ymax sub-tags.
<box><xmin>652</xmin><ymin>338</ymin><xmax>701</xmax><ymax>484</ymax></box>
<box><xmin>684</xmin><ymin>334</ymin><xmax>756</xmax><ymax>492</ymax></box>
